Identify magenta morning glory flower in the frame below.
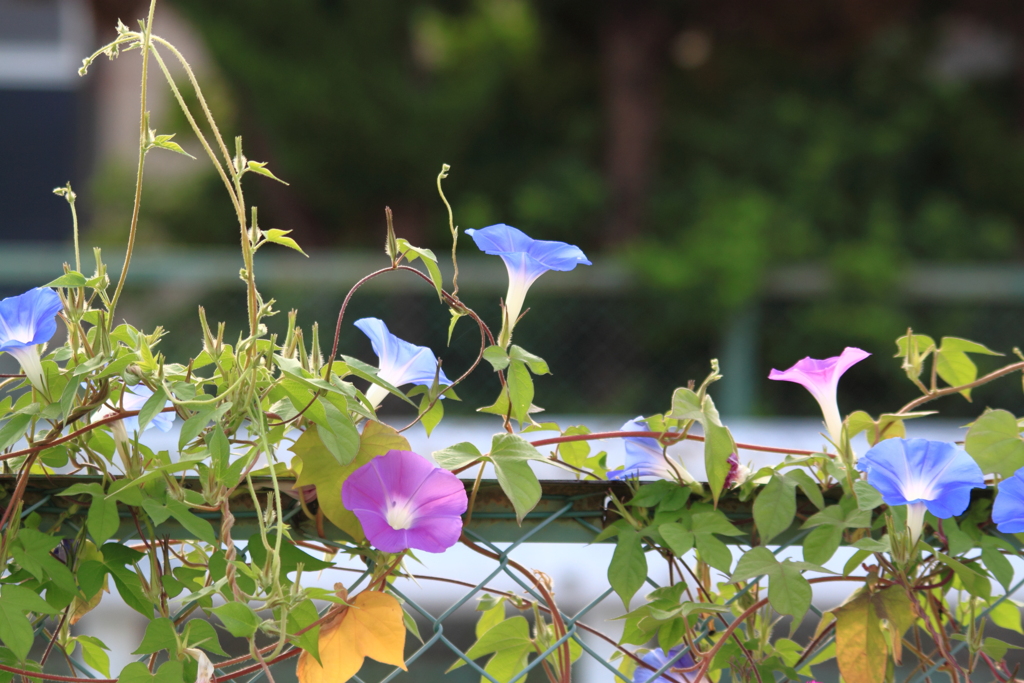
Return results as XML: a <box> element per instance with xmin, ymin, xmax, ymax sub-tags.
<box><xmin>354</xmin><ymin>318</ymin><xmax>451</xmax><ymax>409</ymax></box>
<box><xmin>607</xmin><ymin>417</ymin><xmax>696</xmax><ymax>485</ymax></box>
<box><xmin>993</xmin><ymin>467</ymin><xmax>1024</xmax><ymax>533</ymax></box>
<box><xmin>855</xmin><ymin>438</ymin><xmax>984</xmax><ymax>544</ymax></box>
<box><xmin>634</xmin><ymin>646</ymin><xmax>700</xmax><ymax>683</ymax></box>
<box><xmin>768</xmin><ymin>347</ymin><xmax>869</xmax><ymax>445</ymax></box>
<box><xmin>0</xmin><ymin>287</ymin><xmax>63</xmax><ymax>393</ymax></box>
<box><xmin>464</xmin><ymin>224</ymin><xmax>590</xmax><ymax>347</ymax></box>
<box><xmin>341</xmin><ymin>449</ymin><xmax>468</xmax><ymax>553</ymax></box>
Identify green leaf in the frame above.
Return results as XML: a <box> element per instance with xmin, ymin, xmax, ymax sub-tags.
<box><xmin>695</xmin><ymin>533</ymin><xmax>734</xmax><ymax>574</ymax></box>
<box><xmin>77</xmin><ymin>635</ymin><xmax>111</xmax><ymax>677</ymax></box>
<box><xmin>771</xmin><ymin>563</ymin><xmax>813</xmax><ymax>618</ymax></box>
<box><xmin>0</xmin><ymin>606</ymin><xmax>33</xmax><ymax>662</ymax></box>
<box><xmin>212</xmin><ymin>602</ymin><xmax>261</xmax><ymax>638</ymax></box>
<box><xmin>609</xmin><ymin>529</ymin><xmax>647</xmax><ymax>609</ymax></box>
<box><xmin>0</xmin><ymin>413</ymin><xmax>32</xmax><ymax>451</ymax></box>
<box><xmin>183</xmin><ymin>618</ymin><xmax>228</xmax><ymax>656</ymax></box>
<box><xmin>965</xmin><ymin>409</ymin><xmax>1024</xmax><ymax>476</ymax></box>
<box><xmin>149</xmin><ymin>133</ymin><xmax>195</xmax><ymax>158</ymax></box>
<box><xmin>803</xmin><ymin>525</ymin><xmax>843</xmax><ymax>566</ymax></box>
<box><xmin>782</xmin><ymin>469</ymin><xmax>825</xmax><ymax>510</ymax></box>
<box><xmin>137</xmin><ymin>386</ymin><xmax>168</xmax><ymax>433</ymax></box>
<box><xmin>262</xmin><ymin>228</ymin><xmax>307</xmax><ymax>256</ymax></box>
<box><xmin>731</xmin><ymin>546</ymin><xmax>780</xmax><ymax>583</ymax></box>
<box><xmin>668</xmin><ymin>387</ymin><xmax>703</xmax><ymax>422</ymax></box>
<box><xmin>853</xmin><ymin>480</ymin><xmax>884</xmax><ymax>511</ymax></box>
<box><xmin>935</xmin><ymin>337</ymin><xmax>1001</xmax><ymax>399</ymax></box>
<box><xmin>490</xmin><ymin>433</ymin><xmax>546</xmax><ymax>462</ymax></box>
<box><xmin>989</xmin><ymin>599</ymin><xmax>1023</xmax><ymax>635</ymax></box>
<box><xmin>936</xmin><ymin>552</ymin><xmax>991</xmax><ymax>599</ymax></box>
<box><xmin>508</xmin><ymin>345</ymin><xmax>550</xmax><ymax>374</ymax></box>
<box><xmin>506</xmin><ymin>360</ymin><xmax>534</xmax><ymax>426</ymax></box>
<box><xmin>980</xmin><ymin>538</ymin><xmax>1014</xmax><ymax>591</ymax></box>
<box><xmin>753</xmin><ymin>474</ymin><xmax>796</xmax><ymax>543</ymax></box>
<box><xmin>704</xmin><ymin>422</ymin><xmax>735</xmax><ymax>506</ymax></box>
<box><xmin>133</xmin><ymin>617</ymin><xmax>179</xmax><ymax>655</ymax></box>
<box><xmin>433</xmin><ymin>442</ymin><xmax>482</xmax><ymax>470</ymax></box>
<box><xmin>308</xmin><ymin>398</ymin><xmax>360</xmax><ymax>465</ymax></box>
<box><xmin>165</xmin><ymin>499</ymin><xmax>217</xmax><ymax>545</ymax></box>
<box><xmin>418</xmin><ymin>393</ymin><xmax>444</xmax><ymax>437</ymax></box>
<box><xmin>207</xmin><ymin>426</ymin><xmax>230</xmax><ymax>478</ymax></box>
<box><xmin>464</xmin><ymin>615</ymin><xmax>532</xmax><ymax>659</ymax></box>
<box><xmin>246</xmin><ymin>160</ymin><xmax>288</xmax><ymax>184</ymax></box>
<box><xmin>556</xmin><ymin>426</ymin><xmax>591</xmax><ymax>469</ymax></box>
<box><xmin>491</xmin><ymin>458</ymin><xmax>540</xmax><ymax>524</ymax></box>
<box><xmin>396</xmin><ymin>239</ymin><xmax>443</xmax><ymax>301</ymax></box>
<box><xmin>483</xmin><ymin>345</ymin><xmax>510</xmax><ymax>371</ymax></box>
<box><xmin>46</xmin><ymin>272</ymin><xmax>87</xmax><ymax>288</ymax></box>
<box><xmin>88</xmin><ymin>491</ymin><xmax>121</xmax><ymax>544</ymax></box>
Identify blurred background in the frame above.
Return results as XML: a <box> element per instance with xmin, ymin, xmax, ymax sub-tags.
<box><xmin>6</xmin><ymin>2</ymin><xmax>1024</xmax><ymax>681</ymax></box>
<box><xmin>5</xmin><ymin>0</ymin><xmax>1024</xmax><ymax>419</ymax></box>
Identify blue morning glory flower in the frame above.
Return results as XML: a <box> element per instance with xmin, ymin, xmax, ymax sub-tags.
<box><xmin>118</xmin><ymin>385</ymin><xmax>174</xmax><ymax>434</ymax></box>
<box><xmin>633</xmin><ymin>646</ymin><xmax>699</xmax><ymax>683</ymax></box>
<box><xmin>607</xmin><ymin>417</ymin><xmax>696</xmax><ymax>485</ymax></box>
<box><xmin>464</xmin><ymin>224</ymin><xmax>590</xmax><ymax>346</ymax></box>
<box><xmin>354</xmin><ymin>318</ymin><xmax>451</xmax><ymax>408</ymax></box>
<box><xmin>0</xmin><ymin>287</ymin><xmax>63</xmax><ymax>393</ymax></box>
<box><xmin>855</xmin><ymin>438</ymin><xmax>985</xmax><ymax>543</ymax></box>
<box><xmin>993</xmin><ymin>467</ymin><xmax>1024</xmax><ymax>533</ymax></box>
<box><xmin>93</xmin><ymin>385</ymin><xmax>174</xmax><ymax>473</ymax></box>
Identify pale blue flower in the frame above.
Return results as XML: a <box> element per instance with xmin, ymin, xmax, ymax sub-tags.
<box><xmin>856</xmin><ymin>438</ymin><xmax>984</xmax><ymax>543</ymax></box>
<box><xmin>93</xmin><ymin>385</ymin><xmax>174</xmax><ymax>474</ymax></box>
<box><xmin>634</xmin><ymin>646</ymin><xmax>700</xmax><ymax>683</ymax></box>
<box><xmin>993</xmin><ymin>467</ymin><xmax>1024</xmax><ymax>533</ymax></box>
<box><xmin>769</xmin><ymin>347</ymin><xmax>869</xmax><ymax>444</ymax></box>
<box><xmin>464</xmin><ymin>224</ymin><xmax>590</xmax><ymax>346</ymax></box>
<box><xmin>0</xmin><ymin>287</ymin><xmax>62</xmax><ymax>392</ymax></box>
<box><xmin>607</xmin><ymin>417</ymin><xmax>696</xmax><ymax>485</ymax></box>
<box><xmin>354</xmin><ymin>318</ymin><xmax>451</xmax><ymax>408</ymax></box>
<box><xmin>118</xmin><ymin>385</ymin><xmax>174</xmax><ymax>434</ymax></box>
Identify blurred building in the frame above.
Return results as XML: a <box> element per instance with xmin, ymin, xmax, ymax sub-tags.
<box><xmin>0</xmin><ymin>0</ymin><xmax>92</xmax><ymax>241</ymax></box>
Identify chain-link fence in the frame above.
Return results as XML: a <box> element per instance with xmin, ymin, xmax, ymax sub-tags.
<box><xmin>12</xmin><ymin>475</ymin><xmax>1024</xmax><ymax>683</ymax></box>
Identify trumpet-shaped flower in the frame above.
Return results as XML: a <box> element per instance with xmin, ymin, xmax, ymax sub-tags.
<box><xmin>768</xmin><ymin>347</ymin><xmax>869</xmax><ymax>445</ymax></box>
<box><xmin>855</xmin><ymin>438</ymin><xmax>984</xmax><ymax>544</ymax></box>
<box><xmin>464</xmin><ymin>224</ymin><xmax>590</xmax><ymax>346</ymax></box>
<box><xmin>993</xmin><ymin>467</ymin><xmax>1024</xmax><ymax>533</ymax></box>
<box><xmin>607</xmin><ymin>417</ymin><xmax>696</xmax><ymax>485</ymax></box>
<box><xmin>342</xmin><ymin>450</ymin><xmax>468</xmax><ymax>553</ymax></box>
<box><xmin>0</xmin><ymin>287</ymin><xmax>62</xmax><ymax>393</ymax></box>
<box><xmin>634</xmin><ymin>646</ymin><xmax>700</xmax><ymax>683</ymax></box>
<box><xmin>354</xmin><ymin>318</ymin><xmax>451</xmax><ymax>409</ymax></box>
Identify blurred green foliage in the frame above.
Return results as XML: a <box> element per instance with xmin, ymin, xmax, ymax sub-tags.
<box><xmin>97</xmin><ymin>2</ymin><xmax>1024</xmax><ymax>416</ymax></box>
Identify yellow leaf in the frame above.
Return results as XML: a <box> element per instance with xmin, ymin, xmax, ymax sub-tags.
<box><xmin>297</xmin><ymin>591</ymin><xmax>407</xmax><ymax>683</ymax></box>
<box><xmin>292</xmin><ymin>422</ymin><xmax>410</xmax><ymax>541</ymax></box>
<box><xmin>832</xmin><ymin>586</ymin><xmax>912</xmax><ymax>683</ymax></box>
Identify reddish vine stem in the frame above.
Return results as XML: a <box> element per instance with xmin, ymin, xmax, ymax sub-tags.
<box><xmin>897</xmin><ymin>360</ymin><xmax>1024</xmax><ymax>414</ymax></box>
<box><xmin>0</xmin><ymin>406</ymin><xmax>176</xmax><ymax>462</ymax></box>
<box><xmin>529</xmin><ymin>430</ymin><xmax>820</xmax><ymax>456</ymax></box>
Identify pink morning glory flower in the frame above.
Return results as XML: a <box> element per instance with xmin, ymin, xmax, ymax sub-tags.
<box><xmin>354</xmin><ymin>318</ymin><xmax>451</xmax><ymax>409</ymax></box>
<box><xmin>0</xmin><ymin>287</ymin><xmax>63</xmax><ymax>393</ymax></box>
<box><xmin>341</xmin><ymin>450</ymin><xmax>468</xmax><ymax>553</ymax></box>
<box><xmin>855</xmin><ymin>438</ymin><xmax>984</xmax><ymax>544</ymax></box>
<box><xmin>768</xmin><ymin>347</ymin><xmax>869</xmax><ymax>444</ymax></box>
<box><xmin>607</xmin><ymin>417</ymin><xmax>696</xmax><ymax>485</ymax></box>
<box><xmin>993</xmin><ymin>466</ymin><xmax>1024</xmax><ymax>533</ymax></box>
<box><xmin>464</xmin><ymin>224</ymin><xmax>590</xmax><ymax>347</ymax></box>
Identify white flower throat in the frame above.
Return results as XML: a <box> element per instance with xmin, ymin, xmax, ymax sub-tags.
<box><xmin>385</xmin><ymin>498</ymin><xmax>417</xmax><ymax>530</ymax></box>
